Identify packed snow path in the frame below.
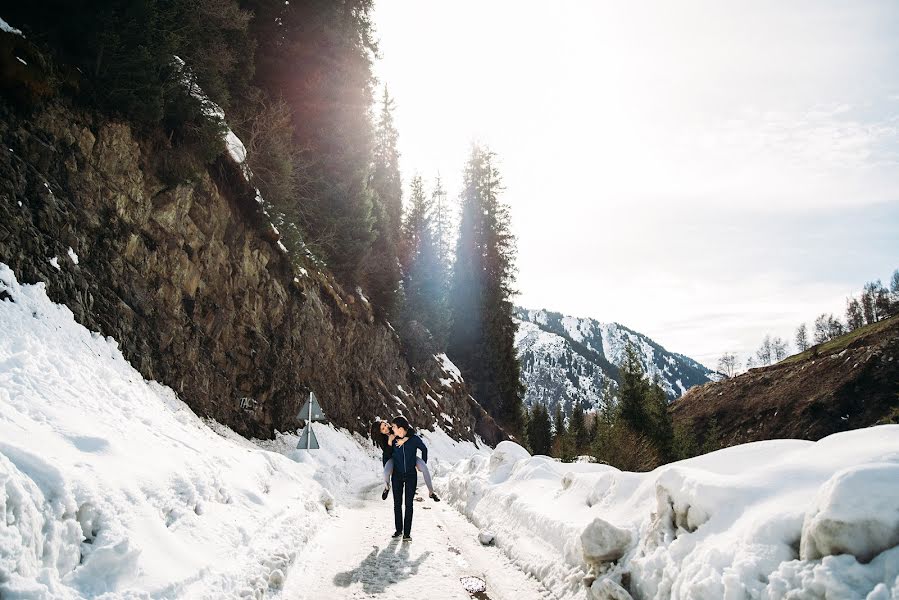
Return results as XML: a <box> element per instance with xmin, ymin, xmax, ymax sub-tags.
<box><xmin>280</xmin><ymin>484</ymin><xmax>551</xmax><ymax>600</ymax></box>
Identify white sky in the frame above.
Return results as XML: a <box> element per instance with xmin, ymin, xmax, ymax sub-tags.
<box><xmin>372</xmin><ymin>0</ymin><xmax>899</xmax><ymax>369</ymax></box>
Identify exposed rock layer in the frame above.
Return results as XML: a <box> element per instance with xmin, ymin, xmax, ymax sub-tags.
<box><xmin>0</xmin><ymin>102</ymin><xmax>506</xmax><ymax>444</ymax></box>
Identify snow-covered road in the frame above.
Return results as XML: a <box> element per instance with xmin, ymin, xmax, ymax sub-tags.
<box><xmin>281</xmin><ymin>483</ymin><xmax>551</xmax><ymax>600</ymax></box>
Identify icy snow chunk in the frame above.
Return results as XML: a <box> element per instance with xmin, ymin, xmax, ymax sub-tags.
<box><xmin>581</xmin><ymin>517</ymin><xmax>633</xmax><ymax>565</ymax></box>
<box><xmin>800</xmin><ymin>462</ymin><xmax>899</xmax><ymax>563</ymax></box>
<box><xmin>589</xmin><ymin>577</ymin><xmax>633</xmax><ymax>600</ymax></box>
<box><xmin>67</xmin><ymin>247</ymin><xmax>79</xmax><ymax>265</ymax></box>
<box><xmin>478</xmin><ymin>529</ymin><xmax>495</xmax><ymax>545</ymax></box>
<box><xmin>0</xmin><ymin>17</ymin><xmax>24</xmax><ymax>36</ymax></box>
<box><xmin>49</xmin><ymin>256</ymin><xmax>60</xmax><ymax>271</ymax></box>
<box><xmin>268</xmin><ymin>568</ymin><xmax>285</xmax><ymax>588</ymax></box>
<box><xmin>225</xmin><ymin>129</ymin><xmax>247</xmax><ymax>164</ymax></box>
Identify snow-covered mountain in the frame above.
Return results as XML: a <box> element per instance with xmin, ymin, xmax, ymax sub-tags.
<box><xmin>515</xmin><ymin>307</ymin><xmax>716</xmax><ymax>416</ymax></box>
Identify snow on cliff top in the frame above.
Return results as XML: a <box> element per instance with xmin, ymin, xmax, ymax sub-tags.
<box><xmin>439</xmin><ymin>429</ymin><xmax>899</xmax><ymax>599</ymax></box>
<box><xmin>1</xmin><ymin>16</ymin><xmax>24</xmax><ymax>36</ymax></box>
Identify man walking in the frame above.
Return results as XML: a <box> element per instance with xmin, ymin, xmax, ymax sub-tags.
<box><xmin>389</xmin><ymin>416</ymin><xmax>428</xmax><ymax>541</ymax></box>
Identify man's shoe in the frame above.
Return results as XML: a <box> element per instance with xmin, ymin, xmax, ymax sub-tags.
<box><xmin>402</xmin><ymin>535</ymin><xmax>412</xmax><ymax>542</ymax></box>
<box><xmin>391</xmin><ymin>530</ymin><xmax>402</xmax><ymax>538</ymax></box>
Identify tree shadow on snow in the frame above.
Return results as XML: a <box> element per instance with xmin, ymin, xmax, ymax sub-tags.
<box><xmin>333</xmin><ymin>539</ymin><xmax>431</xmax><ymax>594</ymax></box>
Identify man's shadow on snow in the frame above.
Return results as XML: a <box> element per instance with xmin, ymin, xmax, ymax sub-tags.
<box><xmin>333</xmin><ymin>539</ymin><xmax>431</xmax><ymax>594</ymax></box>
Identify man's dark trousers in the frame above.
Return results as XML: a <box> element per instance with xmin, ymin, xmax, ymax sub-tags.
<box><xmin>392</xmin><ymin>470</ymin><xmax>418</xmax><ymax>536</ymax></box>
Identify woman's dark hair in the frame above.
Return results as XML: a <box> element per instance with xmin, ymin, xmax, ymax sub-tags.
<box><xmin>370</xmin><ymin>420</ymin><xmax>390</xmax><ymax>452</ymax></box>
<box><xmin>391</xmin><ymin>416</ymin><xmax>414</xmax><ymax>435</ymax></box>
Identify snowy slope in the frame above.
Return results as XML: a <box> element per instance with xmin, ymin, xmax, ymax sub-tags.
<box><xmin>438</xmin><ymin>431</ymin><xmax>899</xmax><ymax>600</ymax></box>
<box><xmin>516</xmin><ymin>308</ymin><xmax>715</xmax><ymax>418</ymax></box>
<box><xmin>516</xmin><ymin>319</ymin><xmax>615</xmax><ymax>414</ymax></box>
<box><xmin>0</xmin><ymin>263</ymin><xmax>479</xmax><ymax>598</ymax></box>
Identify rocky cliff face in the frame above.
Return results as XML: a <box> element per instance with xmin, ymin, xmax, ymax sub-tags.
<box><xmin>0</xmin><ymin>102</ymin><xmax>506</xmax><ymax>444</ymax></box>
<box><xmin>671</xmin><ymin>315</ymin><xmax>899</xmax><ymax>445</ymax></box>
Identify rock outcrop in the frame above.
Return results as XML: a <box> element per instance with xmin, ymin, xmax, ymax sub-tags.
<box><xmin>0</xmin><ymin>101</ymin><xmax>506</xmax><ymax>443</ymax></box>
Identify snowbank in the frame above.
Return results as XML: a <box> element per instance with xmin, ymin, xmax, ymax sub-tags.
<box><xmin>0</xmin><ymin>264</ymin><xmax>379</xmax><ymax>598</ymax></box>
<box><xmin>0</xmin><ymin>261</ymin><xmax>484</xmax><ymax>598</ymax></box>
<box><xmin>438</xmin><ymin>430</ymin><xmax>899</xmax><ymax>599</ymax></box>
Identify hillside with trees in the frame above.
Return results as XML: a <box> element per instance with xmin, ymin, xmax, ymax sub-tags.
<box><xmin>674</xmin><ymin>314</ymin><xmax>899</xmax><ymax>447</ymax></box>
<box><xmin>0</xmin><ymin>1</ymin><xmax>520</xmax><ymax>437</ymax></box>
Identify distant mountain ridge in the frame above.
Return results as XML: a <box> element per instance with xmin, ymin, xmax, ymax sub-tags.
<box><xmin>515</xmin><ymin>307</ymin><xmax>716</xmax><ymax>418</ymax></box>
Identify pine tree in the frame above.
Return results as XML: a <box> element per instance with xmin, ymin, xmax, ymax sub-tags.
<box><xmin>432</xmin><ymin>175</ymin><xmax>453</xmax><ymax>275</ymax></box>
<box><xmin>553</xmin><ymin>403</ymin><xmax>567</xmax><ymax>443</ymax></box>
<box><xmin>373</xmin><ymin>90</ymin><xmax>403</xmax><ymax>235</ymax></box>
<box><xmin>617</xmin><ymin>342</ymin><xmax>649</xmax><ymax>432</ymax></box>
<box><xmin>363</xmin><ymin>89</ymin><xmax>403</xmax><ymax>317</ymax></box>
<box><xmin>521</xmin><ymin>405</ymin><xmax>532</xmax><ymax>453</ymax></box>
<box><xmin>526</xmin><ymin>403</ymin><xmax>553</xmax><ymax>456</ymax></box>
<box><xmin>448</xmin><ymin>145</ymin><xmax>523</xmax><ymax>434</ymax></box>
<box><xmin>646</xmin><ymin>378</ymin><xmax>673</xmax><ymax>459</ymax></box>
<box><xmin>672</xmin><ymin>417</ymin><xmax>699</xmax><ymax>460</ymax></box>
<box><xmin>399</xmin><ymin>176</ymin><xmax>450</xmax><ymax>351</ymax></box>
<box><xmin>248</xmin><ymin>0</ymin><xmax>378</xmax><ymax>285</ymax></box>
<box><xmin>587</xmin><ymin>410</ymin><xmax>599</xmax><ymax>444</ymax></box>
<box><xmin>570</xmin><ymin>399</ymin><xmax>588</xmax><ymax>452</ymax></box>
<box><xmin>701</xmin><ymin>418</ymin><xmax>722</xmax><ymax>454</ymax></box>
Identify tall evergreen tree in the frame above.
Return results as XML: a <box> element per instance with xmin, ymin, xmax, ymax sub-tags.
<box><xmin>553</xmin><ymin>403</ymin><xmax>566</xmax><ymax>441</ymax></box>
<box><xmin>247</xmin><ymin>0</ymin><xmax>378</xmax><ymax>284</ymax></box>
<box><xmin>364</xmin><ymin>88</ymin><xmax>403</xmax><ymax>316</ymax></box>
<box><xmin>400</xmin><ymin>176</ymin><xmax>450</xmax><ymax>349</ymax></box>
<box><xmin>526</xmin><ymin>403</ymin><xmax>553</xmax><ymax>456</ymax></box>
<box><xmin>448</xmin><ymin>145</ymin><xmax>523</xmax><ymax>434</ymax></box>
<box><xmin>570</xmin><ymin>399</ymin><xmax>588</xmax><ymax>451</ymax></box>
<box><xmin>617</xmin><ymin>342</ymin><xmax>649</xmax><ymax>431</ymax></box>
<box><xmin>646</xmin><ymin>377</ymin><xmax>674</xmax><ymax>459</ymax></box>
<box><xmin>432</xmin><ymin>175</ymin><xmax>453</xmax><ymax>274</ymax></box>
